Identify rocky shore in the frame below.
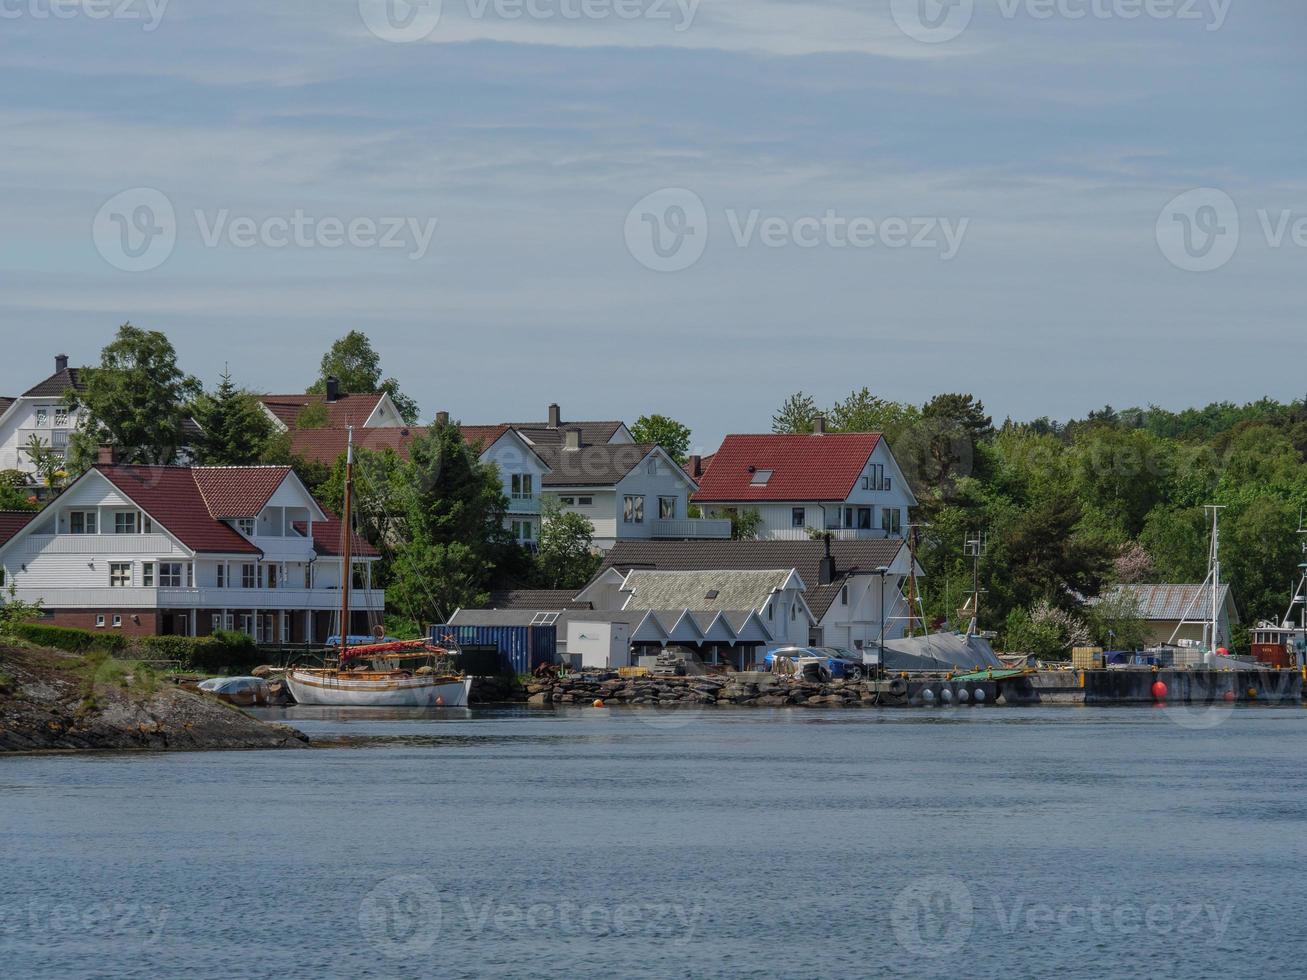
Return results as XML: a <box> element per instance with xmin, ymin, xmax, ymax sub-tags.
<box><xmin>522</xmin><ymin>671</ymin><xmax>913</xmax><ymax>707</ymax></box>
<box><xmin>0</xmin><ymin>645</ymin><xmax>308</xmax><ymax>753</ymax></box>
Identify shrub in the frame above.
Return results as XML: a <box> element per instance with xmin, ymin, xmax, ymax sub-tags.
<box><xmin>8</xmin><ymin>622</ymin><xmax>127</xmax><ymax>655</ymax></box>
<box><xmin>187</xmin><ymin>630</ymin><xmax>261</xmax><ymax>675</ymax></box>
<box><xmin>133</xmin><ymin>635</ymin><xmax>197</xmax><ymax>662</ymax></box>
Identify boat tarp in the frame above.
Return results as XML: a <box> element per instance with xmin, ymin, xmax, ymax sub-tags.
<box><xmin>881</xmin><ymin>633</ymin><xmax>1003</xmax><ymax>672</ymax></box>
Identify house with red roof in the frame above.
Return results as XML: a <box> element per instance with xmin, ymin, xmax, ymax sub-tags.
<box><xmin>692</xmin><ymin>423</ymin><xmax>917</xmax><ymax>541</ymax></box>
<box><xmin>256</xmin><ymin>377</ymin><xmax>406</xmax><ymax>432</ymax></box>
<box><xmin>0</xmin><ymin>461</ymin><xmax>381</xmax><ymax>642</ymax></box>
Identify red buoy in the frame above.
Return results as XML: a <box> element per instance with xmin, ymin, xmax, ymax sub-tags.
<box><xmin>1223</xmin><ymin>691</ymin><xmax>1236</xmax><ymax>703</ymax></box>
<box><xmin>1151</xmin><ymin>680</ymin><xmax>1168</xmax><ymax>701</ymax></box>
<box><xmin>1216</xmin><ymin>647</ymin><xmax>1229</xmax><ymax>657</ymax></box>
<box><xmin>435</xmin><ymin>696</ymin><xmax>445</xmax><ymax>707</ymax></box>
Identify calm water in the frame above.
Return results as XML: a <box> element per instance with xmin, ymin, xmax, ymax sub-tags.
<box><xmin>3</xmin><ymin>704</ymin><xmax>1306</xmax><ymax>979</ymax></box>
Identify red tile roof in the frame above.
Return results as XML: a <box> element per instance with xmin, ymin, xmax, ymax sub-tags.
<box><xmin>192</xmin><ymin>466</ymin><xmax>292</xmax><ymax>518</ymax></box>
<box><xmin>287</xmin><ymin>425</ymin><xmax>514</xmax><ymax>466</ymax></box>
<box><xmin>259</xmin><ymin>392</ymin><xmax>384</xmax><ymax>429</ymax></box>
<box><xmin>295</xmin><ymin>516</ymin><xmax>380</xmax><ymax>558</ymax></box>
<box><xmin>95</xmin><ymin>466</ymin><xmax>260</xmax><ymax>554</ymax></box>
<box><xmin>0</xmin><ymin>510</ymin><xmax>37</xmax><ymax>547</ymax></box>
<box><xmin>692</xmin><ymin>433</ymin><xmax>882</xmax><ymax>503</ymax></box>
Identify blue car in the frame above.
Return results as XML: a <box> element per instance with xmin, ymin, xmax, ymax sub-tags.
<box><xmin>765</xmin><ymin>646</ymin><xmax>866</xmax><ymax>681</ymax></box>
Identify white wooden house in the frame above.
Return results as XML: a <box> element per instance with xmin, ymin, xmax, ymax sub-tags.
<box><xmin>0</xmin><ymin>461</ymin><xmax>381</xmax><ymax>643</ymax></box>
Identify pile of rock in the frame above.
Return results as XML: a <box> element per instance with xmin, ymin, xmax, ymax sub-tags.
<box><xmin>524</xmin><ymin>671</ymin><xmax>907</xmax><ymax>707</ymax></box>
<box><xmin>468</xmin><ymin>674</ymin><xmax>530</xmax><ymax>704</ymax></box>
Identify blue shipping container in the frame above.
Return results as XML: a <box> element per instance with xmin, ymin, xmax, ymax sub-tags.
<box><xmin>429</xmin><ymin>624</ymin><xmax>557</xmax><ymax>675</ymax></box>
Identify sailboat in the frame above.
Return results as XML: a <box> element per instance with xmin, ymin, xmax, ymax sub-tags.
<box><xmin>284</xmin><ymin>427</ymin><xmax>473</xmax><ymax>708</ymax></box>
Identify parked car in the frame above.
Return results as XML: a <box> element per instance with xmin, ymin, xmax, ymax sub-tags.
<box><xmin>765</xmin><ymin>646</ymin><xmax>865</xmax><ymax>681</ymax></box>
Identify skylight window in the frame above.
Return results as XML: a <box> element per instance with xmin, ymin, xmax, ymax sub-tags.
<box><xmin>750</xmin><ymin>469</ymin><xmax>773</xmax><ymax>485</ymax></box>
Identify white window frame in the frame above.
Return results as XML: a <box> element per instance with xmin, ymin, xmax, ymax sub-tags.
<box><xmin>237</xmin><ymin>518</ymin><xmax>256</xmax><ymax>537</ymax></box>
<box><xmin>142</xmin><ymin>562</ymin><xmax>155</xmax><ymax>587</ymax></box>
<box><xmin>658</xmin><ymin>496</ymin><xmax>677</xmax><ymax>520</ymax></box>
<box><xmin>114</xmin><ymin>512</ymin><xmax>137</xmax><ymax>535</ymax></box>
<box><xmin>109</xmin><ymin>562</ymin><xmax>131</xmax><ymax>587</ymax></box>
<box><xmin>95</xmin><ymin>614</ymin><xmax>105</xmax><ymax>628</ymax></box>
<box><xmin>511</xmin><ymin>473</ymin><xmax>534</xmax><ymax>500</ymax></box>
<box><xmin>112</xmin><ymin>614</ymin><xmax>122</xmax><ymax>628</ymax></box>
<box><xmin>70</xmin><ymin>511</ymin><xmax>97</xmax><ymax>535</ymax></box>
<box><xmin>791</xmin><ymin>507</ymin><xmax>806</xmax><ymax>528</ymax></box>
<box><xmin>35</xmin><ymin>407</ymin><xmax>48</xmax><ymax>427</ymax></box>
<box><xmin>158</xmin><ymin>563</ymin><xmax>184</xmax><ymax>588</ymax></box>
<box><xmin>623</xmin><ymin>495</ymin><xmax>644</xmax><ymax>524</ymax></box>
<box><xmin>241</xmin><ymin>564</ymin><xmax>257</xmax><ymax>589</ymax></box>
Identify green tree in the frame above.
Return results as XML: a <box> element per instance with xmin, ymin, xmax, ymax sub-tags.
<box><xmin>729</xmin><ymin>508</ymin><xmax>763</xmax><ymax>540</ymax></box>
<box><xmin>23</xmin><ymin>435</ymin><xmax>65</xmax><ymax>489</ymax></box>
<box><xmin>307</xmin><ymin>330</ymin><xmax>419</xmax><ymax>424</ymax></box>
<box><xmin>534</xmin><ymin>497</ymin><xmax>600</xmax><ymax>589</ymax></box>
<box><xmin>772</xmin><ymin>392</ymin><xmax>819</xmax><ymax>434</ymax></box>
<box><xmin>192</xmin><ymin>368</ymin><xmax>273</xmax><ymax>465</ymax></box>
<box><xmin>1223</xmin><ymin>496</ymin><xmax>1301</xmax><ymax>625</ymax></box>
<box><xmin>1000</xmin><ymin>492</ymin><xmax>1113</xmax><ymax>613</ymax></box>
<box><xmin>1085</xmin><ymin>589</ymin><xmax>1148</xmax><ymax>651</ymax></box>
<box><xmin>828</xmin><ymin>388</ymin><xmax>920</xmax><ymax>442</ymax></box>
<box><xmin>1139</xmin><ymin>507</ymin><xmax>1209</xmax><ymax>583</ymax></box>
<box><xmin>0</xmin><ymin>471</ymin><xmax>37</xmax><ymax>511</ymax></box>
<box><xmin>67</xmin><ymin>324</ymin><xmax>200</xmax><ymax>472</ymax></box>
<box><xmin>630</xmin><ymin>415</ymin><xmax>692</xmax><ymax>465</ymax></box>
<box><xmin>386</xmin><ymin>422</ymin><xmax>512</xmax><ymax>623</ymax></box>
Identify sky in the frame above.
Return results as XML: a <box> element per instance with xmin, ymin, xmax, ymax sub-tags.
<box><xmin>1</xmin><ymin>0</ymin><xmax>1304</xmax><ymax>455</ymax></box>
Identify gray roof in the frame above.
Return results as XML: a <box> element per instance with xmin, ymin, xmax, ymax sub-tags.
<box><xmin>22</xmin><ymin>366</ymin><xmax>85</xmax><ymax>398</ymax></box>
<box><xmin>510</xmin><ymin>420</ymin><xmax>626</xmax><ymax>447</ymax></box>
<box><xmin>599</xmin><ymin>539</ymin><xmax>905</xmax><ymax>618</ymax></box>
<box><xmin>1097</xmin><ymin>584</ymin><xmax>1238</xmax><ymax>623</ymax></box>
<box><xmin>534</xmin><ymin>442</ymin><xmax>658</xmax><ymax>488</ymax></box>
<box><xmin>0</xmin><ymin>397</ymin><xmax>13</xmax><ymax>416</ymax></box>
<box><xmin>619</xmin><ymin>569</ymin><xmax>791</xmax><ymax>612</ymax></box>
<box><xmin>485</xmin><ymin>590</ymin><xmax>592</xmax><ymax>611</ymax></box>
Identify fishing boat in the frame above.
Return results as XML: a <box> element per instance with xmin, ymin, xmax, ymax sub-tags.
<box><xmin>284</xmin><ymin>426</ymin><xmax>472</xmax><ymax>708</ymax></box>
<box><xmin>1250</xmin><ymin>522</ymin><xmax>1307</xmax><ymax>669</ymax></box>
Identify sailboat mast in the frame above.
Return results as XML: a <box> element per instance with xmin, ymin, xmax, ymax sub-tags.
<box><xmin>339</xmin><ymin>426</ymin><xmax>354</xmax><ymax>661</ymax></box>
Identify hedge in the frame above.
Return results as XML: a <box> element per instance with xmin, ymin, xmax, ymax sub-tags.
<box><xmin>4</xmin><ymin>622</ymin><xmax>262</xmax><ymax>674</ymax></box>
<box><xmin>8</xmin><ymin>622</ymin><xmax>128</xmax><ymax>655</ymax></box>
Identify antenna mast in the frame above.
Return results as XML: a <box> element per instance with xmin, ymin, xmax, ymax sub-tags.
<box><xmin>962</xmin><ymin>530</ymin><xmax>987</xmax><ymax>636</ymax></box>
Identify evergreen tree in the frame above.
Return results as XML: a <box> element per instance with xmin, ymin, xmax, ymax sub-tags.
<box><xmin>192</xmin><ymin>368</ymin><xmax>273</xmax><ymax>465</ymax></box>
<box><xmin>386</xmin><ymin>422</ymin><xmax>512</xmax><ymax>623</ymax></box>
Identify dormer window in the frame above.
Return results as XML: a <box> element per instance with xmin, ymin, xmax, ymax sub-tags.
<box><xmin>750</xmin><ymin>469</ymin><xmax>773</xmax><ymax>485</ymax></box>
<box><xmin>237</xmin><ymin>518</ymin><xmax>256</xmax><ymax>537</ymax></box>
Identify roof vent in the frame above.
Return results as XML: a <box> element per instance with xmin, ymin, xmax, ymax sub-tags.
<box><xmin>705</xmin><ymin>589</ymin><xmax>719</xmax><ymax>600</ymax></box>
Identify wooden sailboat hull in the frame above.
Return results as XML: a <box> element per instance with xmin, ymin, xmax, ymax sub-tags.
<box><xmin>285</xmin><ymin>670</ymin><xmax>472</xmax><ymax>707</ymax></box>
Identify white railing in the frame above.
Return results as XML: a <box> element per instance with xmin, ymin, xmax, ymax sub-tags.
<box><xmin>651</xmin><ymin>518</ymin><xmax>733</xmax><ymax>539</ymax></box>
<box><xmin>764</xmin><ymin>527</ymin><xmax>898</xmax><ymax>541</ymax></box>
<box><xmin>6</xmin><ymin>587</ymin><xmax>386</xmax><ymax>611</ymax></box>
<box><xmin>25</xmin><ymin>533</ymin><xmax>180</xmax><ymax>555</ymax></box>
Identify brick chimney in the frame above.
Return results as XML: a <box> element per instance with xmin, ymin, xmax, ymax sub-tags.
<box><xmin>547</xmin><ymin>403</ymin><xmax>561</xmax><ymax>429</ymax></box>
<box><xmin>435</xmin><ymin>410</ymin><xmax>450</xmax><ymax>426</ymax></box>
<box><xmin>813</xmin><ymin>415</ymin><xmax>827</xmax><ymax>435</ymax></box>
<box><xmin>688</xmin><ymin>454</ymin><xmax>702</xmax><ymax>478</ymax></box>
<box><xmin>55</xmin><ymin>353</ymin><xmax>69</xmax><ymax>373</ymax></box>
<box><xmin>325</xmin><ymin>377</ymin><xmax>340</xmax><ymax>403</ymax></box>
<box><xmin>96</xmin><ymin>444</ymin><xmax>118</xmax><ymax>466</ymax></box>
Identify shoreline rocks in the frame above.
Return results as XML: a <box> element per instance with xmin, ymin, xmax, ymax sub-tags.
<box><xmin>0</xmin><ymin>645</ymin><xmax>309</xmax><ymax>753</ymax></box>
<box><xmin>516</xmin><ymin>671</ymin><xmax>909</xmax><ymax>708</ymax></box>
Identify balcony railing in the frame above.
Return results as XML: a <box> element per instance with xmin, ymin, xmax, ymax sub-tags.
<box><xmin>7</xmin><ymin>587</ymin><xmax>386</xmax><ymax>611</ymax></box>
<box><xmin>651</xmin><ymin>518</ymin><xmax>732</xmax><ymax>540</ymax></box>
<box><xmin>766</xmin><ymin>527</ymin><xmax>898</xmax><ymax>541</ymax></box>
